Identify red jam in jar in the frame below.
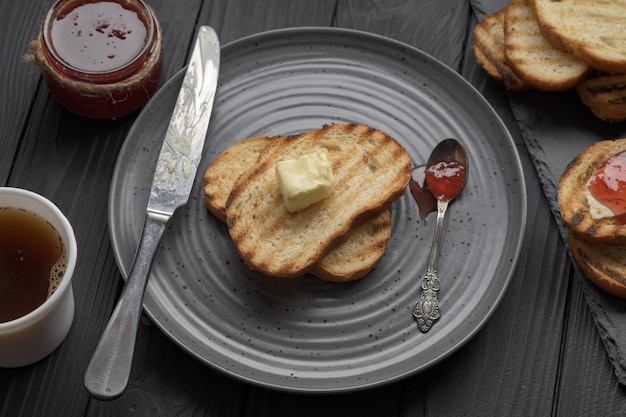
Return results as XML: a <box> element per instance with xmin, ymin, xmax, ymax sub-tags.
<box><xmin>587</xmin><ymin>150</ymin><xmax>626</xmax><ymax>222</ymax></box>
<box><xmin>36</xmin><ymin>0</ymin><xmax>162</xmax><ymax>119</ymax></box>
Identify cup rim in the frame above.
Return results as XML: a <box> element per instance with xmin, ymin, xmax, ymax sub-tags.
<box><xmin>0</xmin><ymin>187</ymin><xmax>77</xmax><ymax>331</ymax></box>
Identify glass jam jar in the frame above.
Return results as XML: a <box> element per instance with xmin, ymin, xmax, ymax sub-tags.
<box><xmin>35</xmin><ymin>0</ymin><xmax>162</xmax><ymax>119</ymax></box>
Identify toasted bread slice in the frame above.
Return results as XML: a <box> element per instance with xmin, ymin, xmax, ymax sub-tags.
<box><xmin>576</xmin><ymin>72</ymin><xmax>626</xmax><ymax>122</ymax></box>
<box><xmin>226</xmin><ymin>123</ymin><xmax>411</xmax><ymax>278</ymax></box>
<box><xmin>472</xmin><ymin>8</ymin><xmax>528</xmax><ymax>92</ymax></box>
<box><xmin>311</xmin><ymin>210</ymin><xmax>391</xmax><ymax>282</ymax></box>
<box><xmin>530</xmin><ymin>0</ymin><xmax>626</xmax><ymax>73</ymax></box>
<box><xmin>504</xmin><ymin>0</ymin><xmax>589</xmax><ymax>91</ymax></box>
<box><xmin>204</xmin><ymin>136</ymin><xmax>275</xmax><ymax>222</ymax></box>
<box><xmin>558</xmin><ymin>139</ymin><xmax>626</xmax><ymax>244</ymax></box>
<box><xmin>203</xmin><ymin>135</ymin><xmax>392</xmax><ymax>282</ymax></box>
<box><xmin>569</xmin><ymin>232</ymin><xmax>626</xmax><ymax>299</ymax></box>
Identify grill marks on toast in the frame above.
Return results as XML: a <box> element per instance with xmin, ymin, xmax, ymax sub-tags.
<box><xmin>569</xmin><ymin>233</ymin><xmax>626</xmax><ymax>299</ymax></box>
<box><xmin>473</xmin><ymin>2</ymin><xmax>626</xmax><ymax>120</ymax></box>
<box><xmin>203</xmin><ymin>136</ymin><xmax>274</xmax><ymax>221</ymax></box>
<box><xmin>203</xmin><ymin>132</ymin><xmax>394</xmax><ymax>282</ymax></box>
<box><xmin>472</xmin><ymin>8</ymin><xmax>528</xmax><ymax>91</ymax></box>
<box><xmin>576</xmin><ymin>72</ymin><xmax>626</xmax><ymax>121</ymax></box>
<box><xmin>504</xmin><ymin>0</ymin><xmax>588</xmax><ymax>91</ymax></box>
<box><xmin>313</xmin><ymin>210</ymin><xmax>392</xmax><ymax>282</ymax></box>
<box><xmin>226</xmin><ymin>123</ymin><xmax>410</xmax><ymax>278</ymax></box>
<box><xmin>530</xmin><ymin>0</ymin><xmax>626</xmax><ymax>73</ymax></box>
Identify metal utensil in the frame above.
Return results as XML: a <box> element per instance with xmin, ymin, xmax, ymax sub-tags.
<box><xmin>84</xmin><ymin>26</ymin><xmax>220</xmax><ymax>400</ymax></box>
<box><xmin>413</xmin><ymin>139</ymin><xmax>468</xmax><ymax>333</ymax></box>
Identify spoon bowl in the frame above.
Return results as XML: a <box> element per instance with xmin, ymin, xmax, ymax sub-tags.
<box><xmin>413</xmin><ymin>138</ymin><xmax>468</xmax><ymax>332</ymax></box>
<box><xmin>427</xmin><ymin>138</ymin><xmax>469</xmax><ymax>175</ymax></box>
<box><xmin>425</xmin><ymin>138</ymin><xmax>468</xmax><ymax>203</ymax></box>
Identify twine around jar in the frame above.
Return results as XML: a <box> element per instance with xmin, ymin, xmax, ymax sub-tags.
<box><xmin>24</xmin><ymin>15</ymin><xmax>162</xmax><ymax>95</ymax></box>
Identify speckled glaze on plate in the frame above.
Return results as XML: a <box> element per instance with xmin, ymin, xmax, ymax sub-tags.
<box><xmin>109</xmin><ymin>27</ymin><xmax>526</xmax><ymax>393</ymax></box>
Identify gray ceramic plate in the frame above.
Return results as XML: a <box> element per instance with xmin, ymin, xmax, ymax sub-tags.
<box><xmin>109</xmin><ymin>27</ymin><xmax>526</xmax><ymax>393</ymax></box>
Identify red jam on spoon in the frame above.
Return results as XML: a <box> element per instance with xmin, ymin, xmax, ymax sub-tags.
<box><xmin>587</xmin><ymin>150</ymin><xmax>626</xmax><ymax>223</ymax></box>
<box><xmin>426</xmin><ymin>159</ymin><xmax>467</xmax><ymax>202</ymax></box>
<box><xmin>411</xmin><ymin>138</ymin><xmax>468</xmax><ymax>333</ymax></box>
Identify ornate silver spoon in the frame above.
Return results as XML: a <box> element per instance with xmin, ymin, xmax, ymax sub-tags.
<box><xmin>412</xmin><ymin>138</ymin><xmax>468</xmax><ymax>333</ymax></box>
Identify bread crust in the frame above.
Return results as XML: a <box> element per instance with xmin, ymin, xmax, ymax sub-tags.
<box><xmin>472</xmin><ymin>8</ymin><xmax>528</xmax><ymax>92</ymax></box>
<box><xmin>530</xmin><ymin>0</ymin><xmax>626</xmax><ymax>73</ymax></box>
<box><xmin>473</xmin><ymin>2</ymin><xmax>626</xmax><ymax>121</ymax></box>
<box><xmin>569</xmin><ymin>233</ymin><xmax>626</xmax><ymax>299</ymax></box>
<box><xmin>312</xmin><ymin>209</ymin><xmax>391</xmax><ymax>282</ymax></box>
<box><xmin>576</xmin><ymin>72</ymin><xmax>626</xmax><ymax>122</ymax></box>
<box><xmin>225</xmin><ymin>123</ymin><xmax>411</xmax><ymax>278</ymax></box>
<box><xmin>558</xmin><ymin>139</ymin><xmax>626</xmax><ymax>244</ymax></box>
<box><xmin>203</xmin><ymin>133</ymin><xmax>393</xmax><ymax>281</ymax></box>
<box><xmin>203</xmin><ymin>136</ymin><xmax>274</xmax><ymax>221</ymax></box>
<box><xmin>504</xmin><ymin>0</ymin><xmax>589</xmax><ymax>91</ymax></box>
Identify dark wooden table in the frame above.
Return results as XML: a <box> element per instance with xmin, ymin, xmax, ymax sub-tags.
<box><xmin>3</xmin><ymin>0</ymin><xmax>626</xmax><ymax>416</ymax></box>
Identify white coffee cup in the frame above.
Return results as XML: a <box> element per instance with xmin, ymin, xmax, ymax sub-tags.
<box><xmin>0</xmin><ymin>187</ymin><xmax>77</xmax><ymax>367</ymax></box>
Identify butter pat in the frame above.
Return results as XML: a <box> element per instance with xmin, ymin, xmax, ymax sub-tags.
<box><xmin>275</xmin><ymin>148</ymin><xmax>335</xmax><ymax>212</ymax></box>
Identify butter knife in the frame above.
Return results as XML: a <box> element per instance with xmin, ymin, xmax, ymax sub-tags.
<box><xmin>84</xmin><ymin>26</ymin><xmax>220</xmax><ymax>400</ymax></box>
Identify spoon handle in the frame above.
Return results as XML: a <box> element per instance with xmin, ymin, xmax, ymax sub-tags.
<box><xmin>413</xmin><ymin>200</ymin><xmax>448</xmax><ymax>332</ymax></box>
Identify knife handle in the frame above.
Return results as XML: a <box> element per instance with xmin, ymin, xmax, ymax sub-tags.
<box><xmin>84</xmin><ymin>213</ymin><xmax>167</xmax><ymax>400</ymax></box>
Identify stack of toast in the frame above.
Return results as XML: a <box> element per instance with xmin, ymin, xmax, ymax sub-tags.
<box><xmin>473</xmin><ymin>0</ymin><xmax>626</xmax><ymax>121</ymax></box>
<box><xmin>203</xmin><ymin>123</ymin><xmax>411</xmax><ymax>282</ymax></box>
<box><xmin>558</xmin><ymin>139</ymin><xmax>626</xmax><ymax>299</ymax></box>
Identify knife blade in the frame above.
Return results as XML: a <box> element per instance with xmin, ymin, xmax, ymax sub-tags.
<box><xmin>84</xmin><ymin>26</ymin><xmax>220</xmax><ymax>400</ymax></box>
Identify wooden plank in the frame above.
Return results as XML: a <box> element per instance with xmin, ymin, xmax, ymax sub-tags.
<box><xmin>0</xmin><ymin>1</ymin><xmax>49</xmax><ymax>184</ymax></box>
<box><xmin>240</xmin><ymin>383</ymin><xmax>408</xmax><ymax>417</ymax></box>
<box><xmin>196</xmin><ymin>0</ymin><xmax>336</xmax><ymax>45</ymax></box>
<box><xmin>335</xmin><ymin>0</ymin><xmax>470</xmax><ymax>70</ymax></box>
<box><xmin>556</xmin><ymin>279</ymin><xmax>626</xmax><ymax>416</ymax></box>
<box><xmin>86</xmin><ymin>325</ymin><xmax>249</xmax><ymax>416</ymax></box>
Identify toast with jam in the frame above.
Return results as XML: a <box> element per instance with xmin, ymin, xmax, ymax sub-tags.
<box><xmin>558</xmin><ymin>139</ymin><xmax>626</xmax><ymax>245</ymax></box>
<box><xmin>558</xmin><ymin>139</ymin><xmax>626</xmax><ymax>299</ymax></box>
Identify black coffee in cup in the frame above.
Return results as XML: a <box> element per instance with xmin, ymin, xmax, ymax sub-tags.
<box><xmin>0</xmin><ymin>207</ymin><xmax>67</xmax><ymax>323</ymax></box>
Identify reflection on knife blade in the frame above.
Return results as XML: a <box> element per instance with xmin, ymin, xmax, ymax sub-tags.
<box><xmin>150</xmin><ymin>26</ymin><xmax>220</xmax><ymax>214</ymax></box>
